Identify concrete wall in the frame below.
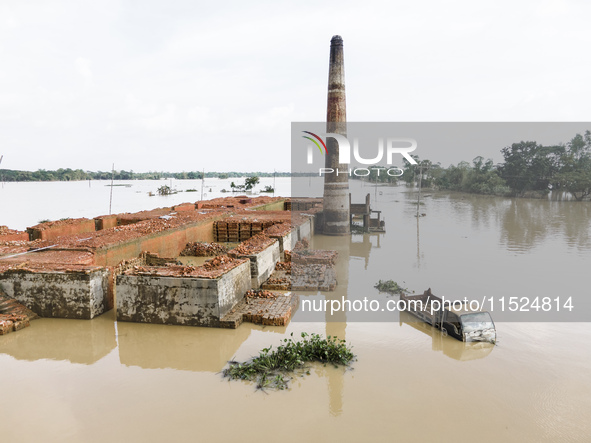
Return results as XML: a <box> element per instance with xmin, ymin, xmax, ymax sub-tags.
<box><xmin>297</xmin><ymin>217</ymin><xmax>313</xmax><ymax>242</ymax></box>
<box><xmin>313</xmin><ymin>211</ymin><xmax>324</xmax><ymax>233</ymax></box>
<box><xmin>232</xmin><ymin>240</ymin><xmax>280</xmax><ymax>288</ymax></box>
<box><xmin>116</xmin><ymin>261</ymin><xmax>251</xmax><ymax>327</ymax></box>
<box><xmin>0</xmin><ymin>268</ymin><xmax>109</xmax><ymax>319</ymax></box>
<box><xmin>268</xmin><ymin>229</ymin><xmax>296</xmax><ymax>254</ymax></box>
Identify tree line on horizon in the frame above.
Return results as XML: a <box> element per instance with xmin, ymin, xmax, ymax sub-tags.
<box><xmin>0</xmin><ymin>169</ymin><xmax>290</xmax><ymax>182</ymax></box>
<box><xmin>2</xmin><ymin>131</ymin><xmax>590</xmax><ymax>201</ymax></box>
<box><xmin>356</xmin><ymin>131</ymin><xmax>591</xmax><ymax>201</ymax></box>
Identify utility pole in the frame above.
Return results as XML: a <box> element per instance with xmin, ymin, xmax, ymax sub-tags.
<box><xmin>416</xmin><ymin>163</ymin><xmax>422</xmax><ymax>218</ymax></box>
<box><xmin>200</xmin><ymin>169</ymin><xmax>205</xmax><ymax>201</ymax></box>
<box><xmin>109</xmin><ymin>163</ymin><xmax>115</xmax><ymax>215</ymax></box>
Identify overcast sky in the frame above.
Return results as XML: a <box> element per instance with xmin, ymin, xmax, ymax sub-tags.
<box><xmin>1</xmin><ymin>0</ymin><xmax>590</xmax><ymax>173</ymax></box>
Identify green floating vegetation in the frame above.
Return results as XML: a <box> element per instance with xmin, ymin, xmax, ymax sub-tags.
<box><xmin>157</xmin><ymin>185</ymin><xmax>179</xmax><ymax>196</ymax></box>
<box><xmin>223</xmin><ymin>332</ymin><xmax>355</xmax><ymax>391</ymax></box>
<box><xmin>374</xmin><ymin>279</ymin><xmax>408</xmax><ymax>295</ymax></box>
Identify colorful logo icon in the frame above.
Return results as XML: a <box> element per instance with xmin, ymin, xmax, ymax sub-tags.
<box><xmin>302</xmin><ymin>131</ymin><xmax>327</xmax><ymax>154</ymax></box>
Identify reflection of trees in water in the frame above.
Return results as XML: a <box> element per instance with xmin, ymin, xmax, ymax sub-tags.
<box><xmin>500</xmin><ymin>200</ymin><xmax>551</xmax><ymax>250</ymax></box>
<box><xmin>432</xmin><ymin>192</ymin><xmax>493</xmax><ymax>228</ymax></box>
<box><xmin>500</xmin><ymin>200</ymin><xmax>591</xmax><ymax>252</ymax></box>
<box><xmin>431</xmin><ymin>191</ymin><xmax>590</xmax><ymax>252</ymax></box>
<box><xmin>468</xmin><ymin>195</ymin><xmax>510</xmax><ymax>231</ymax></box>
<box><xmin>560</xmin><ymin>203</ymin><xmax>591</xmax><ymax>251</ymax></box>
<box><xmin>444</xmin><ymin>193</ymin><xmax>509</xmax><ymax>231</ymax></box>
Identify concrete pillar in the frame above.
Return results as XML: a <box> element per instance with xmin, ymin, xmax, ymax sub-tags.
<box><xmin>323</xmin><ymin>35</ymin><xmax>350</xmax><ymax>235</ymax></box>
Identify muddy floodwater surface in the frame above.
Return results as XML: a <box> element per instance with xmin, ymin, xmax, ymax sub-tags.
<box><xmin>1</xmin><ymin>181</ymin><xmax>590</xmax><ymax>442</ymax></box>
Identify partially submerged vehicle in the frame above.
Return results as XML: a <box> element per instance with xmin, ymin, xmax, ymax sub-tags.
<box><xmin>400</xmin><ymin>289</ymin><xmax>496</xmax><ymax>344</ymax></box>
<box><xmin>399</xmin><ymin>311</ymin><xmax>495</xmax><ymax>361</ymax></box>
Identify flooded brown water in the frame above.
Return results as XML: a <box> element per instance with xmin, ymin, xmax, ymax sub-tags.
<box><xmin>1</xmin><ymin>184</ymin><xmax>590</xmax><ymax>442</ymax></box>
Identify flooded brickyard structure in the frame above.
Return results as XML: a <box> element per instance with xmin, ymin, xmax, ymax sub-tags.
<box><xmin>2</xmin><ymin>32</ymin><xmax>591</xmax><ymax>443</ymax></box>
<box><xmin>1</xmin><ymin>184</ymin><xmax>591</xmax><ymax>442</ymax></box>
<box><xmin>0</xmin><ymin>196</ymin><xmax>310</xmax><ymax>330</ymax></box>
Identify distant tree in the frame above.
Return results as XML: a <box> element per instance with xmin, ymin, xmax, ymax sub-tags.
<box><xmin>556</xmin><ymin>131</ymin><xmax>591</xmax><ymax>200</ymax></box>
<box><xmin>157</xmin><ymin>185</ymin><xmax>173</xmax><ymax>195</ymax></box>
<box><xmin>433</xmin><ymin>158</ymin><xmax>509</xmax><ymax>196</ymax></box>
<box><xmin>118</xmin><ymin>170</ymin><xmax>134</xmax><ymax>180</ymax></box>
<box><xmin>400</xmin><ymin>155</ymin><xmax>419</xmax><ymax>185</ymax></box>
<box><xmin>400</xmin><ymin>156</ymin><xmax>439</xmax><ymax>187</ymax></box>
<box><xmin>230</xmin><ymin>181</ymin><xmax>244</xmax><ymax>192</ymax></box>
<box><xmin>365</xmin><ymin>165</ymin><xmax>397</xmax><ymax>184</ymax></box>
<box><xmin>462</xmin><ymin>157</ymin><xmax>508</xmax><ymax>195</ymax></box>
<box><xmin>244</xmin><ymin>176</ymin><xmax>260</xmax><ymax>190</ymax></box>
<box><xmin>499</xmin><ymin>141</ymin><xmax>563</xmax><ymax>195</ymax></box>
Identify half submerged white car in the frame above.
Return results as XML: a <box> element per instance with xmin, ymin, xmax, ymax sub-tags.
<box><xmin>400</xmin><ymin>289</ymin><xmax>497</xmax><ymax>344</ymax></box>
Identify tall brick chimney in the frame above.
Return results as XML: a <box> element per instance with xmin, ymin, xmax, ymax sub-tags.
<box><xmin>323</xmin><ymin>35</ymin><xmax>350</xmax><ymax>235</ymax></box>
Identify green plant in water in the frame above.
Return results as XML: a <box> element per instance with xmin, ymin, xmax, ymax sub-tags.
<box><xmin>157</xmin><ymin>185</ymin><xmax>172</xmax><ymax>195</ymax></box>
<box><xmin>374</xmin><ymin>279</ymin><xmax>408</xmax><ymax>295</ymax></box>
<box><xmin>223</xmin><ymin>332</ymin><xmax>355</xmax><ymax>391</ymax></box>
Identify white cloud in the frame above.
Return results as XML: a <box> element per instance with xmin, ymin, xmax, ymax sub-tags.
<box><xmin>1</xmin><ymin>13</ymin><xmax>19</xmax><ymax>30</ymax></box>
<box><xmin>75</xmin><ymin>57</ymin><xmax>93</xmax><ymax>88</ymax></box>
